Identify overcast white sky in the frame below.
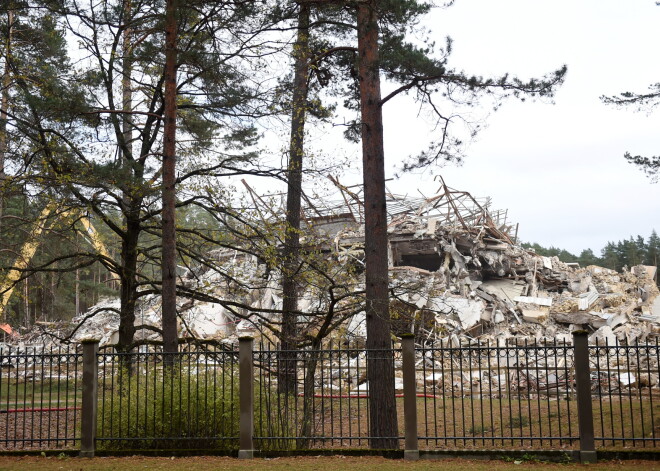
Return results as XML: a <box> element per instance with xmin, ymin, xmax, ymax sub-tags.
<box><xmin>329</xmin><ymin>0</ymin><xmax>660</xmax><ymax>255</ymax></box>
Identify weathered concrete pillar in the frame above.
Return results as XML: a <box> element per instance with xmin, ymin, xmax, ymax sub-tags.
<box><xmin>573</xmin><ymin>331</ymin><xmax>597</xmax><ymax>464</ymax></box>
<box><xmin>401</xmin><ymin>334</ymin><xmax>419</xmax><ymax>460</ymax></box>
<box><xmin>238</xmin><ymin>336</ymin><xmax>255</xmax><ymax>459</ymax></box>
<box><xmin>79</xmin><ymin>340</ymin><xmax>99</xmax><ymax>458</ymax></box>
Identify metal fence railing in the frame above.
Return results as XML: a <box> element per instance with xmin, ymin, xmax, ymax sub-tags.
<box><xmin>0</xmin><ymin>345</ymin><xmax>82</xmax><ymax>451</ymax></box>
<box><xmin>0</xmin><ymin>333</ymin><xmax>659</xmax><ymax>460</ymax></box>
<box><xmin>96</xmin><ymin>345</ymin><xmax>239</xmax><ymax>451</ymax></box>
<box><xmin>417</xmin><ymin>339</ymin><xmax>579</xmax><ymax>449</ymax></box>
<box><xmin>590</xmin><ymin>341</ymin><xmax>659</xmax><ymax>448</ymax></box>
<box><xmin>252</xmin><ymin>341</ymin><xmax>404</xmax><ymax>450</ymax></box>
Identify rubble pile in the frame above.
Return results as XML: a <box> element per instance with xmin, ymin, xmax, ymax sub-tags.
<box><xmin>324</xmin><ymin>177</ymin><xmax>660</xmax><ymax>347</ymax></box>
<box><xmin>2</xmin><ymin>178</ymin><xmax>658</xmax><ymax>352</ymax></box>
<box><xmin>385</xmin><ymin>235</ymin><xmax>660</xmax><ymax>347</ymax></box>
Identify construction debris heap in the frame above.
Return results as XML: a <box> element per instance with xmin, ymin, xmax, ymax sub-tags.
<box><xmin>6</xmin><ymin>178</ymin><xmax>659</xmax><ymax>349</ymax></box>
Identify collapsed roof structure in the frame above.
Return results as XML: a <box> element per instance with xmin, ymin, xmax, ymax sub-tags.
<box><xmin>7</xmin><ymin>177</ymin><xmax>659</xmax><ymax>350</ymax></box>
<box><xmin>304</xmin><ymin>176</ymin><xmax>660</xmax><ymax>346</ymax></box>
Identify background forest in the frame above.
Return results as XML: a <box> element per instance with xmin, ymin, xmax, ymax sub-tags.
<box><xmin>524</xmin><ymin>230</ymin><xmax>660</xmax><ymax>277</ymax></box>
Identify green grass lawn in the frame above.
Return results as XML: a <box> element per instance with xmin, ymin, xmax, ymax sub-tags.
<box><xmin>0</xmin><ymin>378</ymin><xmax>81</xmax><ymax>408</ymax></box>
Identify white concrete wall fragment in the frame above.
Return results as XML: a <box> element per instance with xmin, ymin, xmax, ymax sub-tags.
<box><xmin>184</xmin><ymin>303</ymin><xmax>233</xmax><ymax>338</ymax></box>
<box><xmin>521</xmin><ymin>309</ymin><xmax>548</xmax><ymax>324</ymax></box>
<box><xmin>513</xmin><ymin>296</ymin><xmax>552</xmax><ymax>306</ymax></box>
<box><xmin>589</xmin><ymin>326</ymin><xmax>617</xmax><ymax>345</ymax></box>
<box><xmin>653</xmin><ymin>295</ymin><xmax>660</xmax><ymax>316</ymax></box>
<box><xmin>434</xmin><ymin>297</ymin><xmax>484</xmax><ymax>330</ymax></box>
<box><xmin>346</xmin><ymin>311</ymin><xmax>367</xmax><ymax>337</ymax></box>
<box><xmin>578</xmin><ymin>290</ymin><xmax>599</xmax><ymax>310</ymax></box>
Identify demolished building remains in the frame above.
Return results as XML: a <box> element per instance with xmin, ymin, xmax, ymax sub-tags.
<box><xmin>4</xmin><ymin>177</ymin><xmax>659</xmax><ymax>351</ymax></box>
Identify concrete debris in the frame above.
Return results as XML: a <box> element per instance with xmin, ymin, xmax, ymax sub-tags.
<box><xmin>5</xmin><ymin>178</ymin><xmax>658</xmax><ymax>354</ymax></box>
<box><xmin>433</xmin><ymin>297</ymin><xmax>484</xmax><ymax>330</ymax></box>
<box><xmin>588</xmin><ymin>326</ymin><xmax>617</xmax><ymax>345</ymax></box>
<box><xmin>479</xmin><ymin>280</ymin><xmax>526</xmax><ymax>302</ymax></box>
<box><xmin>514</xmin><ymin>296</ymin><xmax>553</xmax><ymax>307</ymax></box>
<box><xmin>653</xmin><ymin>295</ymin><xmax>660</xmax><ymax>316</ymax></box>
<box><xmin>617</xmin><ymin>372</ymin><xmax>636</xmax><ymax>387</ymax></box>
<box><xmin>521</xmin><ymin>309</ymin><xmax>549</xmax><ymax>324</ymax></box>
<box><xmin>578</xmin><ymin>290</ymin><xmax>599</xmax><ymax>310</ymax></box>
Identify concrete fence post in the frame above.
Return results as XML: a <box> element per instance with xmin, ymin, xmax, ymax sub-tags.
<box><xmin>572</xmin><ymin>331</ymin><xmax>597</xmax><ymax>464</ymax></box>
<box><xmin>401</xmin><ymin>334</ymin><xmax>419</xmax><ymax>460</ymax></box>
<box><xmin>238</xmin><ymin>336</ymin><xmax>255</xmax><ymax>459</ymax></box>
<box><xmin>79</xmin><ymin>339</ymin><xmax>99</xmax><ymax>458</ymax></box>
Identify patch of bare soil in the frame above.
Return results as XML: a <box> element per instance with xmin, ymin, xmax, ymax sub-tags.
<box><xmin>0</xmin><ymin>410</ymin><xmax>79</xmax><ymax>451</ymax></box>
<box><xmin>0</xmin><ymin>456</ymin><xmax>657</xmax><ymax>471</ymax></box>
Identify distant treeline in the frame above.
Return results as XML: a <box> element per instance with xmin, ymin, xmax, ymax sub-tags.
<box><xmin>522</xmin><ymin>230</ymin><xmax>659</xmax><ymax>278</ymax></box>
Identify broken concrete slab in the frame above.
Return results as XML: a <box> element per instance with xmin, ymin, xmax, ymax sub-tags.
<box><xmin>589</xmin><ymin>326</ymin><xmax>617</xmax><ymax>345</ymax></box>
<box><xmin>521</xmin><ymin>309</ymin><xmax>548</xmax><ymax>324</ymax></box>
<box><xmin>590</xmin><ymin>311</ymin><xmax>627</xmax><ymax>329</ymax></box>
<box><xmin>481</xmin><ymin>279</ymin><xmax>526</xmax><ymax>301</ymax></box>
<box><xmin>433</xmin><ymin>297</ymin><xmax>485</xmax><ymax>330</ymax></box>
<box><xmin>653</xmin><ymin>295</ymin><xmax>660</xmax><ymax>316</ymax></box>
<box><xmin>551</xmin><ymin>311</ymin><xmax>595</xmax><ymax>325</ymax></box>
<box><xmin>578</xmin><ymin>290</ymin><xmax>599</xmax><ymax>310</ymax></box>
<box><xmin>514</xmin><ymin>296</ymin><xmax>553</xmax><ymax>306</ymax></box>
<box><xmin>642</xmin><ymin>265</ymin><xmax>657</xmax><ymax>281</ymax></box>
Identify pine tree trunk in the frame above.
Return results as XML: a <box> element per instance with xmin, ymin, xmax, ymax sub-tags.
<box><xmin>39</xmin><ymin>272</ymin><xmax>44</xmax><ymax>321</ymax></box>
<box><xmin>298</xmin><ymin>338</ymin><xmax>321</xmax><ymax>447</ymax></box>
<box><xmin>116</xmin><ymin>0</ymin><xmax>139</xmax><ymax>358</ymax></box>
<box><xmin>357</xmin><ymin>0</ymin><xmax>398</xmax><ymax>449</ymax></box>
<box><xmin>161</xmin><ymin>0</ymin><xmax>179</xmax><ymax>362</ymax></box>
<box><xmin>50</xmin><ymin>271</ymin><xmax>54</xmax><ymax>321</ymax></box>
<box><xmin>279</xmin><ymin>2</ymin><xmax>311</xmax><ymax>396</ymax></box>
<box><xmin>96</xmin><ymin>263</ymin><xmax>101</xmax><ymax>305</ymax></box>
<box><xmin>117</xmin><ymin>212</ymin><xmax>139</xmax><ymax>354</ymax></box>
<box><xmin>0</xmin><ymin>8</ymin><xmax>13</xmax><ymax>237</ymax></box>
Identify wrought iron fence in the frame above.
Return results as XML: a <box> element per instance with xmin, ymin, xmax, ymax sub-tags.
<box><xmin>96</xmin><ymin>345</ymin><xmax>239</xmax><ymax>451</ymax></box>
<box><xmin>253</xmin><ymin>341</ymin><xmax>404</xmax><ymax>450</ymax></box>
<box><xmin>0</xmin><ymin>334</ymin><xmax>659</xmax><ymax>458</ymax></box>
<box><xmin>417</xmin><ymin>339</ymin><xmax>579</xmax><ymax>449</ymax></box>
<box><xmin>590</xmin><ymin>340</ymin><xmax>659</xmax><ymax>448</ymax></box>
<box><xmin>0</xmin><ymin>345</ymin><xmax>82</xmax><ymax>451</ymax></box>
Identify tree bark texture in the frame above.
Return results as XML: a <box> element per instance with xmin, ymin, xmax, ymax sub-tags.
<box><xmin>279</xmin><ymin>3</ymin><xmax>311</xmax><ymax>396</ymax></box>
<box><xmin>161</xmin><ymin>0</ymin><xmax>178</xmax><ymax>360</ymax></box>
<box><xmin>116</xmin><ymin>0</ymin><xmax>137</xmax><ymax>355</ymax></box>
<box><xmin>0</xmin><ymin>8</ymin><xmax>13</xmax><ymax>236</ymax></box>
<box><xmin>298</xmin><ymin>339</ymin><xmax>321</xmax><ymax>448</ymax></box>
<box><xmin>117</xmin><ymin>210</ymin><xmax>140</xmax><ymax>354</ymax></box>
<box><xmin>357</xmin><ymin>0</ymin><xmax>398</xmax><ymax>449</ymax></box>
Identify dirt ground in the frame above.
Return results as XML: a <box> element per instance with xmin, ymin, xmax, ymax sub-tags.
<box><xmin>0</xmin><ymin>455</ymin><xmax>657</xmax><ymax>471</ymax></box>
<box><xmin>0</xmin><ymin>410</ymin><xmax>79</xmax><ymax>451</ymax></box>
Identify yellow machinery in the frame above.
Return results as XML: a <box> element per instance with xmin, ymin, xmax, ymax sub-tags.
<box><xmin>0</xmin><ymin>205</ymin><xmax>111</xmax><ymax>317</ymax></box>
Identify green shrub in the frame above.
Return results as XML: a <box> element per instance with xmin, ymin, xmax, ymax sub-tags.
<box><xmin>97</xmin><ymin>365</ymin><xmax>240</xmax><ymax>451</ymax></box>
<box><xmin>97</xmin><ymin>359</ymin><xmax>297</xmax><ymax>452</ymax></box>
